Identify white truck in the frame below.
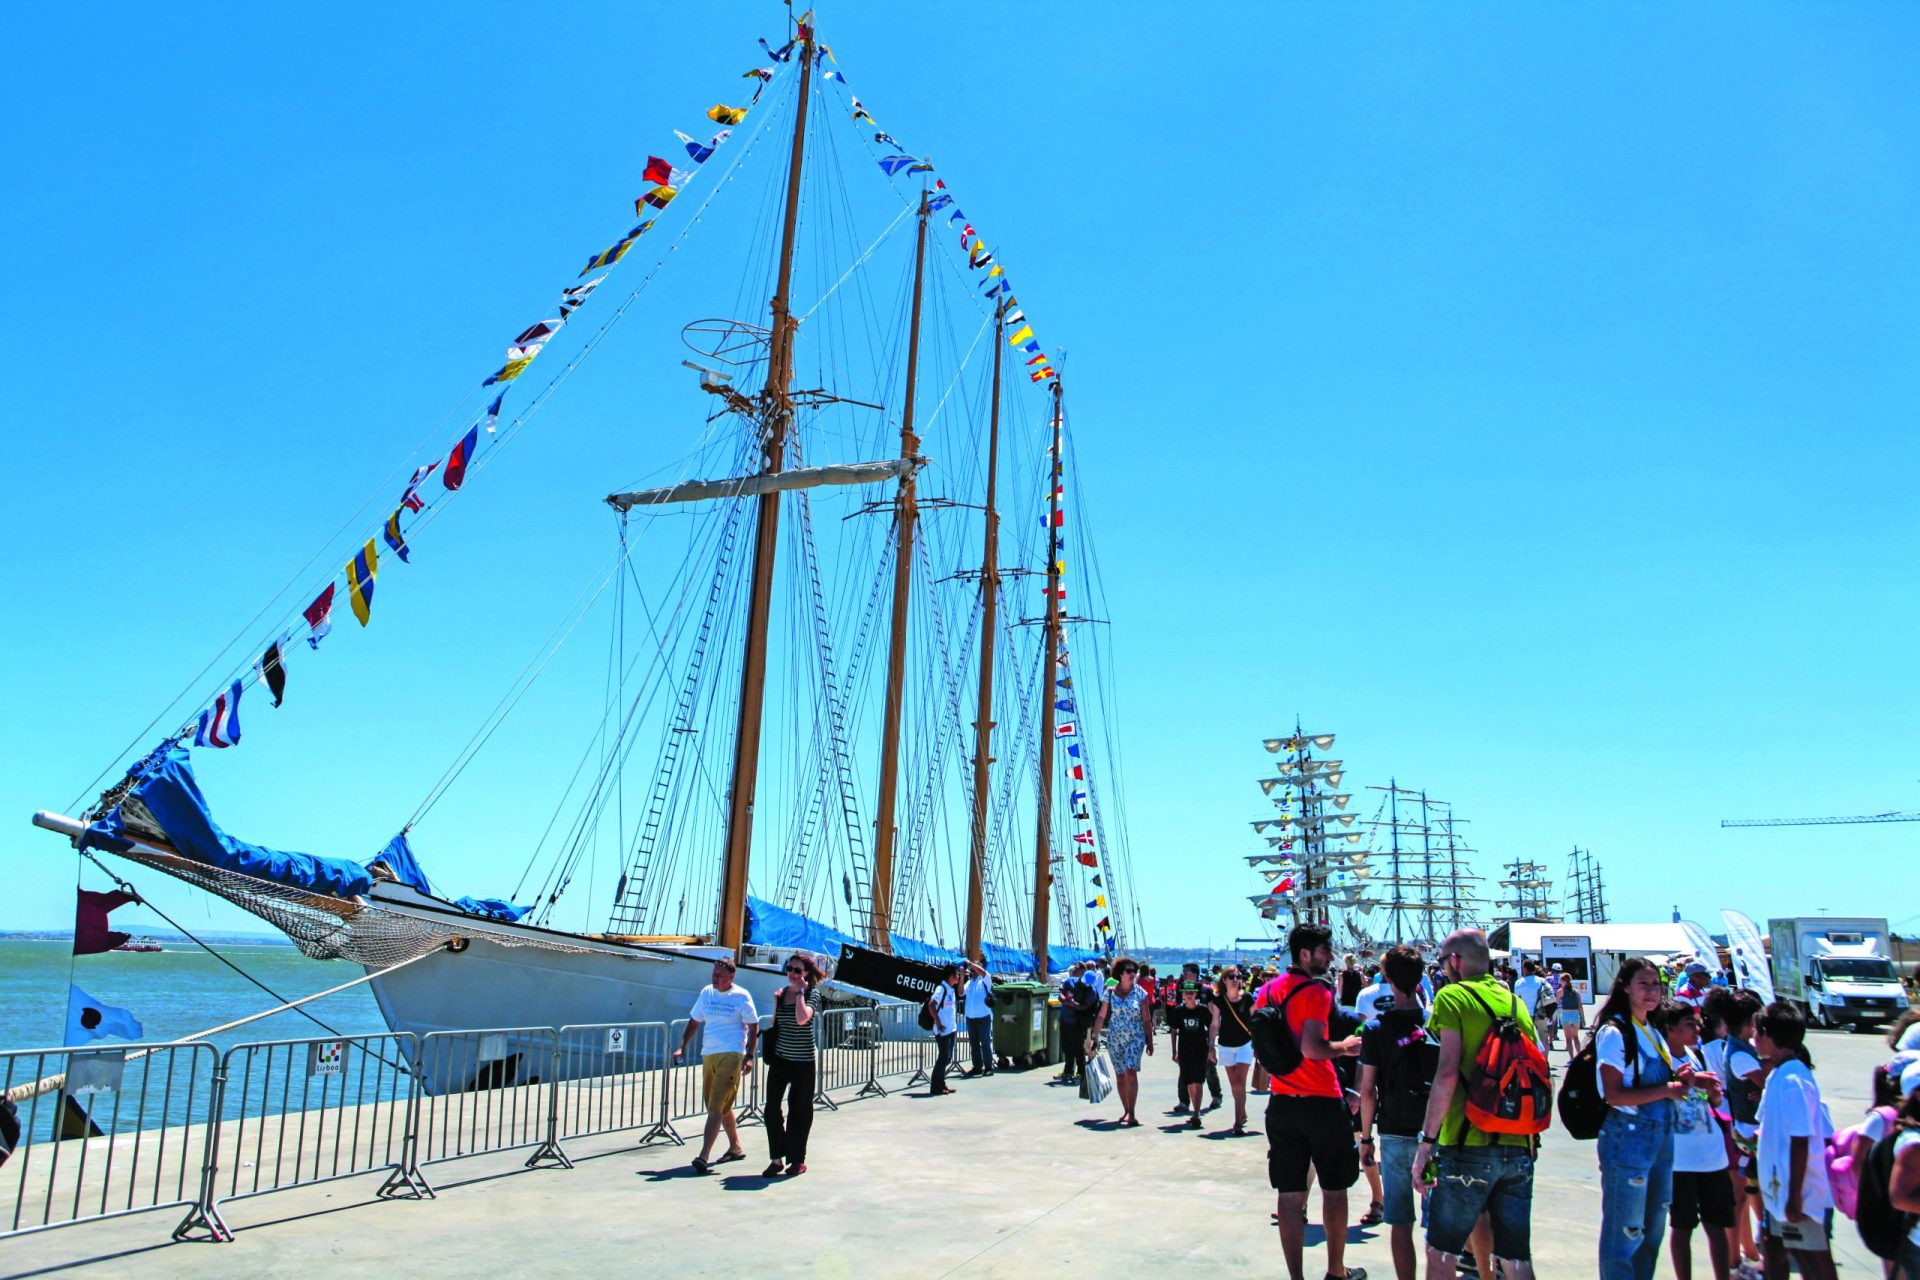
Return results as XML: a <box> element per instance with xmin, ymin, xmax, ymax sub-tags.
<box><xmin>1767</xmin><ymin>917</ymin><xmax>1907</xmax><ymax>1032</ymax></box>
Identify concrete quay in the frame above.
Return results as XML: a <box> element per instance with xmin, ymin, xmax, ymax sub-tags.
<box><xmin>1</xmin><ymin>1028</ymin><xmax>1893</xmax><ymax>1278</ymax></box>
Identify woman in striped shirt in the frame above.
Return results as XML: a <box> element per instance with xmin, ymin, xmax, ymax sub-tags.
<box><xmin>764</xmin><ymin>952</ymin><xmax>823</xmax><ymax>1177</ymax></box>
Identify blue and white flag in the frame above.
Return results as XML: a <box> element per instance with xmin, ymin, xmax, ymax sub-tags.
<box><xmin>66</xmin><ymin>984</ymin><xmax>143</xmax><ymax>1044</ymax></box>
<box><xmin>194</xmin><ymin>679</ymin><xmax>243</xmax><ymax>749</ymax></box>
<box><xmin>877</xmin><ymin>154</ymin><xmax>918</xmax><ymax>177</ymax></box>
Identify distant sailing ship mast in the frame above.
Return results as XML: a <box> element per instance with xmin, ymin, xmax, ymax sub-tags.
<box><xmin>1249</xmin><ymin>727</ymin><xmax>1365</xmax><ymax>941</ymax></box>
<box><xmin>1563</xmin><ymin>846</ymin><xmax>1610</xmax><ymax>924</ymax></box>
<box><xmin>1495</xmin><ymin>858</ymin><xmax>1558</xmax><ymax>923</ymax></box>
<box><xmin>1429</xmin><ymin>805</ymin><xmax>1486</xmax><ymax>935</ymax></box>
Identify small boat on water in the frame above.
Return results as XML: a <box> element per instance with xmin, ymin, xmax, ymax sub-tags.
<box><xmin>111</xmin><ymin>936</ymin><xmax>164</xmax><ymax>953</ymax></box>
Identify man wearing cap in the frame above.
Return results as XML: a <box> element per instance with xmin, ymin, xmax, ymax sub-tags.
<box><xmin>1172</xmin><ymin>961</ymin><xmax>1223</xmax><ymax>1114</ymax></box>
<box><xmin>1674</xmin><ymin>962</ymin><xmax>1713</xmax><ymax>1013</ymax></box>
<box><xmin>1168</xmin><ymin>981</ymin><xmax>1214</xmax><ymax>1129</ymax></box>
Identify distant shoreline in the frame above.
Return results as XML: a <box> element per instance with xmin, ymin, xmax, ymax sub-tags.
<box><xmin>0</xmin><ymin>930</ymin><xmax>294</xmax><ymax>946</ymax></box>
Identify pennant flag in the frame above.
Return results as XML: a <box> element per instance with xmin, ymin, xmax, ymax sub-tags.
<box><xmin>403</xmin><ymin>460</ymin><xmax>439</xmax><ymax>510</ymax></box>
<box><xmin>304</xmin><ymin>585</ymin><xmax>335</xmax><ymax>649</ymax></box>
<box><xmin>1075</xmin><ymin>851</ymin><xmax>1098</xmax><ymax>867</ymax></box>
<box><xmin>1055</xmin><ymin>699</ymin><xmax>1075</xmax><ymax>714</ymax></box>
<box><xmin>742</xmin><ymin>67</ymin><xmax>773</xmax><ymax>84</ymax></box>
<box><xmin>851</xmin><ymin>97</ymin><xmax>873</xmax><ymax>124</ymax></box>
<box><xmin>877</xmin><ymin>154</ymin><xmax>916</xmax><ymax>177</ymax></box>
<box><xmin>643</xmin><ymin>155</ymin><xmax>675</xmax><ymax>185</ymax></box>
<box><xmin>971</xmin><ymin>246</ymin><xmax>994</xmax><ymax>269</ymax></box>
<box><xmin>1091</xmin><ymin>874</ymin><xmax>1103</xmax><ymax>887</ymax></box>
<box><xmin>444</xmin><ymin>426</ymin><xmax>479</xmax><ymax>491</ymax></box>
<box><xmin>1069</xmin><ymin>789</ymin><xmax>1088</xmax><ymax>805</ymax></box>
<box><xmin>1004</xmin><ymin>309</ymin><xmax>1027</xmax><ymax>326</ymax></box>
<box><xmin>383</xmin><ymin>508</ymin><xmax>410</xmax><ymax>564</ymax></box>
<box><xmin>875</xmin><ymin>131</ymin><xmax>900</xmax><ymax>148</ymax></box>
<box><xmin>948</xmin><ymin>209</ymin><xmax>967</xmax><ymax>226</ymax></box>
<box><xmin>513</xmin><ymin>320</ymin><xmax>560</xmax><ymax>347</ymax></box>
<box><xmin>1058</xmin><ymin>675</ymin><xmax>1073</xmax><ymax>689</ymax></box>
<box><xmin>482</xmin><ymin>391</ymin><xmax>504</xmax><ymax>435</ymax></box>
<box><xmin>1086</xmin><ymin>898</ymin><xmax>1099</xmax><ymax>910</ymax></box>
<box><xmin>1066</xmin><ymin>742</ymin><xmax>1083</xmax><ymax>758</ymax></box>
<box><xmin>1007</xmin><ymin>324</ymin><xmax>1035</xmax><ymax>346</ymax></box>
<box><xmin>259</xmin><ymin>640</ymin><xmax>287</xmax><ymax>707</ymax></box>
<box><xmin>194</xmin><ymin>679</ymin><xmax>244</xmax><ymax>749</ymax></box>
<box><xmin>1026</xmin><ymin>353</ymin><xmax>1050</xmax><ymax>366</ymax></box>
<box><xmin>66</xmin><ymin>984</ymin><xmax>142</xmax><ymax>1044</ymax></box>
<box><xmin>346</xmin><ymin>539</ymin><xmax>378</xmax><ymax>627</ymax></box>
<box><xmin>580</xmin><ymin>221</ymin><xmax>651</xmax><ymax>277</ymax></box>
<box><xmin>983</xmin><ymin>279</ymin><xmax>1011</xmax><ymax>297</ymax></box>
<box><xmin>708</xmin><ymin>104</ymin><xmax>749</xmax><ymax>125</ymax></box>
<box><xmin>675</xmin><ymin>129</ymin><xmax>729</xmax><ymax>163</ymax></box>
<box><xmin>822</xmin><ymin>69</ymin><xmax>846</xmax><ymax>83</ymax></box>
<box><xmin>1096</xmin><ymin>916</ymin><xmax>1111</xmax><ymax>931</ymax></box>
<box><xmin>760</xmin><ymin>36</ymin><xmax>794</xmax><ymax>62</ymax></box>
<box><xmin>483</xmin><ymin>350</ymin><xmax>538</xmax><ymax>385</ymax></box>
<box><xmin>74</xmin><ymin>888</ymin><xmax>138</xmax><ymax>956</ymax></box>
<box><xmin>638</xmin><ymin>184</ymin><xmax>678</xmax><ymax>211</ymax></box>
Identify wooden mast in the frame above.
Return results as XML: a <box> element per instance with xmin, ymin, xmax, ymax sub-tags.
<box><xmin>868</xmin><ymin>186</ymin><xmax>932</xmax><ymax>951</ymax></box>
<box><xmin>717</xmin><ymin>26</ymin><xmax>814</xmax><ymax>955</ymax></box>
<box><xmin>1030</xmin><ymin>378</ymin><xmax>1064</xmax><ymax>981</ymax></box>
<box><xmin>963</xmin><ymin>300</ymin><xmax>1006</xmax><ymax>963</ymax></box>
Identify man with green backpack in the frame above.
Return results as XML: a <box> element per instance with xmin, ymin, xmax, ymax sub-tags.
<box><xmin>1410</xmin><ymin>928</ymin><xmax>1547</xmax><ymax>1280</ymax></box>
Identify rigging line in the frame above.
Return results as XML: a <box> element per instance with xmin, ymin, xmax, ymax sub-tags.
<box><xmin>799</xmin><ymin>200</ymin><xmax>914</xmax><ymax>321</ymax></box>
<box><xmin>405</xmin><ymin>540</ymin><xmax>632</xmax><ymax>830</ymax></box>
<box><xmin>76</xmin><ymin>851</ymin><xmax>410</xmax><ymax>1069</ymax></box>
<box><xmin>96</xmin><ymin>70</ymin><xmax>795</xmax><ymax>793</ymax></box>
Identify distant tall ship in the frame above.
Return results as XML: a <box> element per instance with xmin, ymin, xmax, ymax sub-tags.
<box><xmin>33</xmin><ymin>12</ymin><xmax>1137</xmax><ymax>1078</ymax></box>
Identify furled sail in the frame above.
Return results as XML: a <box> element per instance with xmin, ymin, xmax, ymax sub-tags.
<box><xmin>607</xmin><ymin>456</ymin><xmax>924</xmax><ymax>511</ymax></box>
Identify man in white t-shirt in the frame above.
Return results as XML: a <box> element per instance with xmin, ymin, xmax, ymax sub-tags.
<box><xmin>1658</xmin><ymin>999</ymin><xmax>1732</xmax><ymax>1279</ymax></box>
<box><xmin>1512</xmin><ymin>961</ymin><xmax>1550</xmax><ymax>1052</ymax></box>
<box><xmin>963</xmin><ymin>959</ymin><xmax>996</xmax><ymax>1077</ymax></box>
<box><xmin>1753</xmin><ymin>1001</ymin><xmax>1839</xmax><ymax>1280</ymax></box>
<box><xmin>673</xmin><ymin>956</ymin><xmax>760</xmax><ymax>1174</ymax></box>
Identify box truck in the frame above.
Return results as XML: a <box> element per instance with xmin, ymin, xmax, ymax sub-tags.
<box><xmin>1767</xmin><ymin>917</ymin><xmax>1906</xmax><ymax>1032</ymax></box>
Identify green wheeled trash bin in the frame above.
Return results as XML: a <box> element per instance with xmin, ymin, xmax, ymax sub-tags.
<box><xmin>1043</xmin><ymin>995</ymin><xmax>1062</xmax><ymax>1068</ymax></box>
<box><xmin>991</xmin><ymin>982</ymin><xmax>1046</xmax><ymax>1068</ymax></box>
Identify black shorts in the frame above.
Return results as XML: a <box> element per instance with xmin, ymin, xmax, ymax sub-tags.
<box><xmin>1265</xmin><ymin>1094</ymin><xmax>1359</xmax><ymax>1193</ymax></box>
<box><xmin>1671</xmin><ymin>1169</ymin><xmax>1735</xmax><ymax>1230</ymax></box>
<box><xmin>1177</xmin><ymin>1052</ymin><xmax>1210</xmax><ymax>1088</ymax></box>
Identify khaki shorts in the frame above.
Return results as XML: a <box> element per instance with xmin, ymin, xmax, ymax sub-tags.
<box><xmin>702</xmin><ymin>1052</ymin><xmax>743</xmax><ymax>1112</ymax></box>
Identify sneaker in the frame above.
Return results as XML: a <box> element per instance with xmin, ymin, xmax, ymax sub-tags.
<box><xmin>1172</xmin><ymin>1103</ymin><xmax>1189</xmax><ymax>1115</ymax></box>
<box><xmin>1186</xmin><ymin>1115</ymin><xmax>1202</xmax><ymax>1129</ymax></box>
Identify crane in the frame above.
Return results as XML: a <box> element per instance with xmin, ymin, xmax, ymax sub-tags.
<box><xmin>1720</xmin><ymin>811</ymin><xmax>1920</xmax><ymax>828</ymax></box>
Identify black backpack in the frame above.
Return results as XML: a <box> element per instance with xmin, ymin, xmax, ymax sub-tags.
<box><xmin>1250</xmin><ymin>978</ymin><xmax>1328</xmax><ymax>1078</ymax></box>
<box><xmin>1558</xmin><ymin>1015</ymin><xmax>1635</xmax><ymax>1141</ymax></box>
<box><xmin>1856</xmin><ymin>1128</ymin><xmax>1918</xmax><ymax>1260</ymax></box>
<box><xmin>1374</xmin><ymin>1011</ymin><xmax>1439</xmax><ymax>1135</ymax></box>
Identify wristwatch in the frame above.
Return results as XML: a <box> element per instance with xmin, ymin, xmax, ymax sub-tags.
<box><xmin>1418</xmin><ymin>1133</ymin><xmax>1439</xmax><ymax>1146</ymax></box>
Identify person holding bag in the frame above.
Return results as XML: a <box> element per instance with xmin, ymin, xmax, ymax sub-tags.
<box><xmin>928</xmin><ymin>964</ymin><xmax>962</xmax><ymax>1095</ymax></box>
<box><xmin>763</xmin><ymin>953</ymin><xmax>823</xmax><ymax>1177</ymax></box>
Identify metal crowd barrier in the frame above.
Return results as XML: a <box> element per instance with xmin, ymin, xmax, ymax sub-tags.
<box><xmin>551</xmin><ymin>1022</ymin><xmax>675</xmax><ymax>1147</ymax></box>
<box><xmin>1</xmin><ymin>1004</ymin><xmax>928</xmax><ymax>1248</ymax></box>
<box><xmin>204</xmin><ymin>1032</ymin><xmax>422</xmax><ymax>1231</ymax></box>
<box><xmin>411</xmin><ymin>1027</ymin><xmax>567</xmax><ymax>1180</ymax></box>
<box><xmin>0</xmin><ymin>1042</ymin><xmax>220</xmax><ymax>1242</ymax></box>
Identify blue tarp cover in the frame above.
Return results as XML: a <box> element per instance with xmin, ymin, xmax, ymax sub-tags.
<box><xmin>88</xmin><ymin>747</ymin><xmax>374</xmax><ymax>898</ymax></box>
<box><xmin>367</xmin><ymin>832</ymin><xmax>433</xmax><ymax>895</ymax></box>
<box><xmin>744</xmin><ymin>896</ymin><xmax>1096</xmax><ymax>976</ymax></box>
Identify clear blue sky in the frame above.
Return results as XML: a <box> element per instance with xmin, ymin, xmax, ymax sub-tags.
<box><xmin>3</xmin><ymin>4</ymin><xmax>1917</xmax><ymax>950</ymax></box>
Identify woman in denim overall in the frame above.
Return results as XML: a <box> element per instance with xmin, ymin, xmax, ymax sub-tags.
<box><xmin>1592</xmin><ymin>957</ymin><xmax>1693</xmax><ymax>1280</ymax></box>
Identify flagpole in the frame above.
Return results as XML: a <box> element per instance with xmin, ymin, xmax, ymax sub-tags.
<box><xmin>716</xmin><ymin>24</ymin><xmax>815</xmax><ymax>956</ymax></box>
<box><xmin>963</xmin><ymin>298</ymin><xmax>1006</xmax><ymax>965</ymax></box>
<box><xmin>1030</xmin><ymin>378</ymin><xmax>1064</xmax><ymax>982</ymax></box>
<box><xmin>868</xmin><ymin>185</ymin><xmax>931</xmax><ymax>953</ymax></box>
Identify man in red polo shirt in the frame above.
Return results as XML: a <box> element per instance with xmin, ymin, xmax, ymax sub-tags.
<box><xmin>1256</xmin><ymin>921</ymin><xmax>1367</xmax><ymax>1280</ymax></box>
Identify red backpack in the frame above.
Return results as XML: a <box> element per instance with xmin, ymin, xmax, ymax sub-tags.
<box><xmin>1460</xmin><ymin>986</ymin><xmax>1553</xmax><ymax>1136</ymax></box>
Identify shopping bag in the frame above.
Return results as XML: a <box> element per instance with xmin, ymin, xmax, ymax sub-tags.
<box><xmin>1084</xmin><ymin>1047</ymin><xmax>1115</xmax><ymax>1106</ymax></box>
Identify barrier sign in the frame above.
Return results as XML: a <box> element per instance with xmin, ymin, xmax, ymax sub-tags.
<box><xmin>605</xmin><ymin>1027</ymin><xmax>627</xmax><ymax>1055</ymax></box>
<box><xmin>67</xmin><ymin>1050</ymin><xmax>125</xmax><ymax>1096</ymax></box>
<box><xmin>307</xmin><ymin>1041</ymin><xmax>347</xmax><ymax>1077</ymax></box>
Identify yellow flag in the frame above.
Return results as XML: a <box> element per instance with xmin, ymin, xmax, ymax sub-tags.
<box><xmin>1007</xmin><ymin>324</ymin><xmax>1034</xmax><ymax>346</ymax></box>
<box><xmin>708</xmin><ymin>104</ymin><xmax>749</xmax><ymax>125</ymax></box>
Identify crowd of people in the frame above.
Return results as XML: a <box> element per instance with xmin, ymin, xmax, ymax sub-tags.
<box><xmin>1058</xmin><ymin>928</ymin><xmax>1920</xmax><ymax>1280</ymax></box>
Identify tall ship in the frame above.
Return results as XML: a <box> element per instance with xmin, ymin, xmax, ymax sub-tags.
<box><xmin>32</xmin><ymin>11</ymin><xmax>1139</xmax><ymax>1075</ymax></box>
<box><xmin>1243</xmin><ymin>728</ymin><xmax>1483</xmax><ymax>955</ymax></box>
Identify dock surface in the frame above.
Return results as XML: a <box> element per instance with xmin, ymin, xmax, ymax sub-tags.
<box><xmin>2</xmin><ymin>1028</ymin><xmax>1890</xmax><ymax>1278</ymax></box>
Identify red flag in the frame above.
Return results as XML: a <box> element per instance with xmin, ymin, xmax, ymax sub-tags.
<box><xmin>643</xmin><ymin>155</ymin><xmax>674</xmax><ymax>185</ymax></box>
<box><xmin>1096</xmin><ymin>916</ymin><xmax>1111</xmax><ymax>931</ymax></box>
<box><xmin>1071</xmin><ymin>764</ymin><xmax>1084</xmax><ymax>780</ymax></box>
<box><xmin>1073</xmin><ymin>831</ymin><xmax>1094</xmax><ymax>845</ymax></box>
<box><xmin>444</xmin><ymin>425</ymin><xmax>479</xmax><ymax>491</ymax></box>
<box><xmin>1075</xmin><ymin>851</ymin><xmax>1098</xmax><ymax>867</ymax></box>
<box><xmin>74</xmin><ymin>889</ymin><xmax>138</xmax><ymax>956</ymax></box>
<box><xmin>304</xmin><ymin>584</ymin><xmax>336</xmax><ymax>648</ymax></box>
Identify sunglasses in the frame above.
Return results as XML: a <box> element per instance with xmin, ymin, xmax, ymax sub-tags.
<box><xmin>785</xmin><ymin>966</ymin><xmax>806</xmax><ymax>975</ymax></box>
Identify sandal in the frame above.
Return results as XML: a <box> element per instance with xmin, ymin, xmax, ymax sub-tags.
<box><xmin>1358</xmin><ymin>1201</ymin><xmax>1384</xmax><ymax>1227</ymax></box>
<box><xmin>762</xmin><ymin>1160</ymin><xmax>784</xmax><ymax>1177</ymax></box>
<box><xmin>715</xmin><ymin>1148</ymin><xmax>747</xmax><ymax>1164</ymax></box>
<box><xmin>691</xmin><ymin>1156</ymin><xmax>713</xmax><ymax>1174</ymax></box>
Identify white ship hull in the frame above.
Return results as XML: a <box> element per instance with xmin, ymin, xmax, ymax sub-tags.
<box><xmin>359</xmin><ymin>885</ymin><xmax>900</xmax><ymax>1093</ymax></box>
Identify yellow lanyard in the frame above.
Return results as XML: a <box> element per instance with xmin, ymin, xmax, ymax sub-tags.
<box><xmin>1632</xmin><ymin>1017</ymin><xmax>1673</xmax><ymax>1069</ymax></box>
